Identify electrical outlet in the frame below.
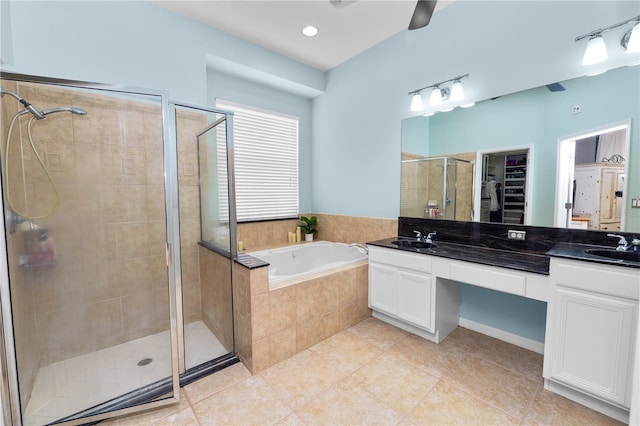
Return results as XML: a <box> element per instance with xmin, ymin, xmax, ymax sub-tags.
<box><xmin>632</xmin><ymin>198</ymin><xmax>640</xmax><ymax>208</ymax></box>
<box><xmin>508</xmin><ymin>230</ymin><xmax>526</xmax><ymax>240</ymax></box>
<box><xmin>571</xmin><ymin>105</ymin><xmax>582</xmax><ymax>115</ymax></box>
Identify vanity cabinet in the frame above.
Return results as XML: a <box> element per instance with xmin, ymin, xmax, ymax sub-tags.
<box><xmin>545</xmin><ymin>258</ymin><xmax>638</xmax><ymax>418</ymax></box>
<box><xmin>368</xmin><ymin>246</ymin><xmax>459</xmax><ymax>342</ymax></box>
<box><xmin>369</xmin><ymin>247</ymin><xmax>434</xmax><ymax>331</ymax></box>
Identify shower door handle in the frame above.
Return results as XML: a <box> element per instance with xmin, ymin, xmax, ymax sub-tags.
<box><xmin>165</xmin><ymin>242</ymin><xmax>173</xmax><ymax>266</ymax></box>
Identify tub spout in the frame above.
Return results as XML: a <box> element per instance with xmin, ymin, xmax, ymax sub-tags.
<box><xmin>349</xmin><ymin>243</ymin><xmax>369</xmax><ymax>254</ymax></box>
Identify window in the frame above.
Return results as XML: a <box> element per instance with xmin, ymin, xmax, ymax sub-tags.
<box><xmin>217</xmin><ymin>99</ymin><xmax>299</xmax><ymax>222</ymax></box>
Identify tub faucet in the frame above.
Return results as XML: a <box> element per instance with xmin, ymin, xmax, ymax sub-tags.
<box><xmin>349</xmin><ymin>243</ymin><xmax>369</xmax><ymax>254</ymax></box>
<box><xmin>607</xmin><ymin>234</ymin><xmax>630</xmax><ymax>251</ymax></box>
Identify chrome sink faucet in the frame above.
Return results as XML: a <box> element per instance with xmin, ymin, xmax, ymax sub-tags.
<box><xmin>607</xmin><ymin>234</ymin><xmax>633</xmax><ymax>251</ymax></box>
<box><xmin>413</xmin><ymin>231</ymin><xmax>436</xmax><ymax>244</ymax></box>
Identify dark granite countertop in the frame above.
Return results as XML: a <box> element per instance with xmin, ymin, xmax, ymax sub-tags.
<box><xmin>546</xmin><ymin>242</ymin><xmax>640</xmax><ymax>269</ymax></box>
<box><xmin>367</xmin><ymin>237</ymin><xmax>551</xmax><ymax>275</ymax></box>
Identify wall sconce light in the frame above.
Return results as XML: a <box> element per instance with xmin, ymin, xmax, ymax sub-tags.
<box><xmin>576</xmin><ymin>15</ymin><xmax>640</xmax><ymax>66</ymax></box>
<box><xmin>408</xmin><ymin>73</ymin><xmax>469</xmax><ymax>112</ymax></box>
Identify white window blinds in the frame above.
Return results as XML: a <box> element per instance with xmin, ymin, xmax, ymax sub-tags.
<box><xmin>217</xmin><ymin>99</ymin><xmax>299</xmax><ymax>222</ymax></box>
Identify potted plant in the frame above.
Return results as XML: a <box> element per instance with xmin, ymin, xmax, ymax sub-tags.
<box><xmin>299</xmin><ymin>215</ymin><xmax>318</xmax><ymax>241</ymax></box>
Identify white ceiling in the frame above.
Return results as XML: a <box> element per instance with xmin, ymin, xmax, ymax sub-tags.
<box><xmin>153</xmin><ymin>0</ymin><xmax>453</xmax><ymax>71</ymax></box>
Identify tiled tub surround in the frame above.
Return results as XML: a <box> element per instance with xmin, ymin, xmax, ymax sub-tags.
<box><xmin>237</xmin><ymin>214</ymin><xmax>397</xmax><ymax>252</ymax></box>
<box><xmin>232</xmin><ymin>254</ymin><xmax>370</xmax><ymax>373</ymax></box>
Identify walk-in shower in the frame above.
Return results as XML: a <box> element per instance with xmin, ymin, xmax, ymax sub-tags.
<box><xmin>400</xmin><ymin>156</ymin><xmax>475</xmax><ymax>221</ymax></box>
<box><xmin>0</xmin><ymin>75</ymin><xmax>238</xmax><ymax>425</ymax></box>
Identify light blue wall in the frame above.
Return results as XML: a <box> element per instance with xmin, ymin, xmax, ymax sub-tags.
<box><xmin>2</xmin><ymin>1</ymin><xmax>324</xmax><ymax>104</ymax></box>
<box><xmin>311</xmin><ymin>0</ymin><xmax>640</xmax><ymax>218</ymax></box>
<box><xmin>460</xmin><ymin>285</ymin><xmax>547</xmax><ymax>342</ymax></box>
<box><xmin>401</xmin><ymin>116</ymin><xmax>430</xmax><ymax>157</ymax></box>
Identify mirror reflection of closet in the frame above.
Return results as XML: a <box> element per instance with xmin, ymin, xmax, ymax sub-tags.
<box><xmin>571</xmin><ymin>128</ymin><xmax>627</xmax><ymax>231</ymax></box>
<box><xmin>480</xmin><ymin>149</ymin><xmax>529</xmax><ymax>225</ymax></box>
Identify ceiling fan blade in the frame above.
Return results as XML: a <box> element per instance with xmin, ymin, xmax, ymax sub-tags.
<box><xmin>408</xmin><ymin>0</ymin><xmax>437</xmax><ymax>30</ymax></box>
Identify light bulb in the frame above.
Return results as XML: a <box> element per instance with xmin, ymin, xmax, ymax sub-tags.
<box><xmin>582</xmin><ymin>34</ymin><xmax>608</xmax><ymax>66</ymax></box>
<box><xmin>410</xmin><ymin>93</ymin><xmax>424</xmax><ymax>111</ymax></box>
<box><xmin>626</xmin><ymin>22</ymin><xmax>640</xmax><ymax>53</ymax></box>
<box><xmin>461</xmin><ymin>102</ymin><xmax>476</xmax><ymax>108</ymax></box>
<box><xmin>449</xmin><ymin>80</ymin><xmax>465</xmax><ymax>102</ymax></box>
<box><xmin>302</xmin><ymin>26</ymin><xmax>319</xmax><ymax>37</ymax></box>
<box><xmin>429</xmin><ymin>87</ymin><xmax>443</xmax><ymax>106</ymax></box>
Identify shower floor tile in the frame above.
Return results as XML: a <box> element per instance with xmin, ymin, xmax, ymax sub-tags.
<box><xmin>24</xmin><ymin>321</ymin><xmax>226</xmax><ymax>426</ymax></box>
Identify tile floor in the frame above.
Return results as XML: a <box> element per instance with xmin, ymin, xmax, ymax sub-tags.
<box><xmin>104</xmin><ymin>317</ymin><xmax>622</xmax><ymax>425</ymax></box>
<box><xmin>25</xmin><ymin>321</ymin><xmax>226</xmax><ymax>425</ymax></box>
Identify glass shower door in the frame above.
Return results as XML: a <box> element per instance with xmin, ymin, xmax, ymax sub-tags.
<box><xmin>173</xmin><ymin>103</ymin><xmax>236</xmax><ymax>378</ymax></box>
<box><xmin>0</xmin><ymin>76</ymin><xmax>179</xmax><ymax>425</ymax></box>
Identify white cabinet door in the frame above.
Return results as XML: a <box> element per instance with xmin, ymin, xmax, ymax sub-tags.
<box><xmin>369</xmin><ymin>263</ymin><xmax>397</xmax><ymax>315</ymax></box>
<box><xmin>397</xmin><ymin>269</ymin><xmax>433</xmax><ymax>330</ymax></box>
<box><xmin>550</xmin><ymin>286</ymin><xmax>636</xmax><ymax>407</ymax></box>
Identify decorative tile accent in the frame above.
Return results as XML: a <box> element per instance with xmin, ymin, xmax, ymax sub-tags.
<box><xmin>122</xmin><ymin>157</ymin><xmax>136</xmax><ymax>174</ymax></box>
<box><xmin>182</xmin><ymin>161</ymin><xmax>195</xmax><ymax>176</ymax></box>
<box><xmin>46</xmin><ymin>153</ymin><xmax>62</xmax><ymax>171</ymax></box>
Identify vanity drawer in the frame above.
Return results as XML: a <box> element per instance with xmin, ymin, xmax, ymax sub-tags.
<box><xmin>449</xmin><ymin>261</ymin><xmax>526</xmax><ymax>296</ymax></box>
<box><xmin>368</xmin><ymin>246</ymin><xmax>432</xmax><ymax>273</ymax></box>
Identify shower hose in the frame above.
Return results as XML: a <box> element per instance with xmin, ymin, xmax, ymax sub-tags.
<box><xmin>3</xmin><ymin>112</ymin><xmax>61</xmax><ymax>219</ymax></box>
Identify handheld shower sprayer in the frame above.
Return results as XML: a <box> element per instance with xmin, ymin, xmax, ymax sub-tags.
<box><xmin>0</xmin><ymin>87</ymin><xmax>46</xmax><ymax>120</ymax></box>
<box><xmin>1</xmin><ymin>85</ymin><xmax>89</xmax><ymax>221</ymax></box>
<box><xmin>41</xmin><ymin>107</ymin><xmax>88</xmax><ymax>116</ymax></box>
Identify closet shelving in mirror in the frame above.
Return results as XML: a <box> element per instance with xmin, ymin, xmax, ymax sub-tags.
<box><xmin>503</xmin><ymin>154</ymin><xmax>528</xmax><ymax>224</ymax></box>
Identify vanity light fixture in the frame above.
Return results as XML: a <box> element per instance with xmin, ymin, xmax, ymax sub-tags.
<box><xmin>449</xmin><ymin>80</ymin><xmax>465</xmax><ymax>102</ymax></box>
<box><xmin>576</xmin><ymin>15</ymin><xmax>640</xmax><ymax>65</ymax></box>
<box><xmin>622</xmin><ymin>21</ymin><xmax>640</xmax><ymax>53</ymax></box>
<box><xmin>429</xmin><ymin>87</ymin><xmax>444</xmax><ymax>106</ymax></box>
<box><xmin>410</xmin><ymin>93</ymin><xmax>424</xmax><ymax>111</ymax></box>
<box><xmin>408</xmin><ymin>73</ymin><xmax>469</xmax><ymax>112</ymax></box>
<box><xmin>582</xmin><ymin>34</ymin><xmax>608</xmax><ymax>65</ymax></box>
<box><xmin>461</xmin><ymin>102</ymin><xmax>476</xmax><ymax>108</ymax></box>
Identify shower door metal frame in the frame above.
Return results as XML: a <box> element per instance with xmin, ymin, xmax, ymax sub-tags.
<box><xmin>169</xmin><ymin>100</ymin><xmax>237</xmax><ymax>375</ymax></box>
<box><xmin>0</xmin><ymin>71</ymin><xmax>182</xmax><ymax>425</ymax></box>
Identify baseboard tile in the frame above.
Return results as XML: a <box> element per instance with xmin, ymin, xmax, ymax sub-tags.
<box><xmin>458</xmin><ymin>317</ymin><xmax>544</xmax><ymax>354</ymax></box>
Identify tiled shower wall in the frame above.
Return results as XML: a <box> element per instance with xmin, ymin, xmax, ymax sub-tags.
<box><xmin>400</xmin><ymin>152</ymin><xmax>475</xmax><ymax>221</ymax></box>
<box><xmin>1</xmin><ymin>82</ymin><xmax>174</xmax><ymax>403</ymax></box>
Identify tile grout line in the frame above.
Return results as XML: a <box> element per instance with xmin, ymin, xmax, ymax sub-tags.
<box><xmin>519</xmin><ymin>376</ymin><xmax>544</xmax><ymax>425</ymax></box>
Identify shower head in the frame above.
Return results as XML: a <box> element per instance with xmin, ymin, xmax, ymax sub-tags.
<box><xmin>0</xmin><ymin>87</ymin><xmax>46</xmax><ymax>120</ymax></box>
<box><xmin>41</xmin><ymin>107</ymin><xmax>88</xmax><ymax>116</ymax></box>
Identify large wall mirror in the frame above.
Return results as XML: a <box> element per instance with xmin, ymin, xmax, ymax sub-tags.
<box><xmin>401</xmin><ymin>65</ymin><xmax>640</xmax><ymax>233</ymax></box>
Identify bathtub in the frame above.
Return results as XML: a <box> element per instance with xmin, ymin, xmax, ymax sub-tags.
<box><xmin>249</xmin><ymin>241</ymin><xmax>368</xmax><ymax>285</ymax></box>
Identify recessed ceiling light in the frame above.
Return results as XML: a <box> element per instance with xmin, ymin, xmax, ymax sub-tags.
<box><xmin>302</xmin><ymin>26</ymin><xmax>319</xmax><ymax>37</ymax></box>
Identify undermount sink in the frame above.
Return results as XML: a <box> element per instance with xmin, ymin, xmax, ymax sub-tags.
<box><xmin>585</xmin><ymin>249</ymin><xmax>640</xmax><ymax>262</ymax></box>
<box><xmin>391</xmin><ymin>240</ymin><xmax>435</xmax><ymax>250</ymax></box>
